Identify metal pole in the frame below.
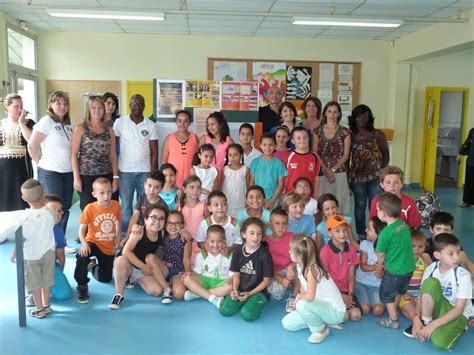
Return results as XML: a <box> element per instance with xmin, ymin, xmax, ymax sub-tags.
<box><xmin>15</xmin><ymin>227</ymin><xmax>26</xmax><ymax>327</ymax></box>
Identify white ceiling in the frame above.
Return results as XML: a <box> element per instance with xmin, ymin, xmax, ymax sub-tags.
<box><xmin>0</xmin><ymin>0</ymin><xmax>472</xmax><ymax>40</ymax></box>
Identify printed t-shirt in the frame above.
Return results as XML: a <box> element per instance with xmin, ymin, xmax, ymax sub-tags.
<box><xmin>370</xmin><ymin>193</ymin><xmax>422</xmax><ymax>227</ymax></box>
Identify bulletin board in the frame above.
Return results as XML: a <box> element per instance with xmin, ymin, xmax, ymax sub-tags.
<box><xmin>45</xmin><ymin>80</ymin><xmax>121</xmax><ymax>125</ymax></box>
<box><xmin>208</xmin><ymin>57</ymin><xmax>361</xmax><ymax>117</ymax></box>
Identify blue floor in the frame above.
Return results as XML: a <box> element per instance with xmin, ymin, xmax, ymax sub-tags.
<box><xmin>1</xmin><ymin>187</ymin><xmax>473</xmax><ymax>354</ymax></box>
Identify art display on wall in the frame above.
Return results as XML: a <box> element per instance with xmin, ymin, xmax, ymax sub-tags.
<box><xmin>185</xmin><ymin>80</ymin><xmax>220</xmax><ymax>108</ymax></box>
<box><xmin>213</xmin><ymin>61</ymin><xmax>247</xmax><ymax>81</ymax></box>
<box><xmin>252</xmin><ymin>61</ymin><xmax>286</xmax><ymax>106</ymax></box>
<box><xmin>155</xmin><ymin>79</ymin><xmax>185</xmax><ymax>118</ymax></box>
<box><xmin>286</xmin><ymin>66</ymin><xmax>312</xmax><ymax>100</ymax></box>
<box><xmin>220</xmin><ymin>81</ymin><xmax>259</xmax><ymax>111</ymax></box>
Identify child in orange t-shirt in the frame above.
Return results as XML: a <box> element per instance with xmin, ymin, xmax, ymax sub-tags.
<box><xmin>74</xmin><ymin>178</ymin><xmax>122</xmax><ymax>304</ymax></box>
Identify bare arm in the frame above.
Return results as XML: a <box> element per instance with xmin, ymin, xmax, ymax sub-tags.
<box><xmin>56</xmin><ymin>248</ymin><xmax>65</xmax><ymax>270</ymax></box>
<box><xmin>376</xmin><ymin>130</ymin><xmax>390</xmax><ymax>168</ymax></box>
<box><xmin>245</xmin><ymin>167</ymin><xmax>250</xmax><ymax>189</ymax></box>
<box><xmin>149</xmin><ymin>140</ymin><xmax>158</xmax><ymax>170</ymax></box>
<box><xmin>161</xmin><ymin>135</ymin><xmax>170</xmax><ymax>164</ymax></box>
<box><xmin>360</xmin><ymin>251</ymin><xmax>376</xmax><ymax>272</ymax></box>
<box><xmin>299</xmin><ymin>268</ymin><xmax>317</xmax><ymax>301</ymax></box>
<box><xmin>18</xmin><ymin>111</ymin><xmax>33</xmax><ymax>141</ymax></box>
<box><xmin>183</xmin><ymin>241</ymin><xmax>192</xmax><ymax>273</ymax></box>
<box><xmin>267</xmin><ymin>176</ymin><xmax>285</xmax><ymax>209</ymax></box>
<box><xmin>27</xmin><ymin>130</ymin><xmax>46</xmax><ymax>163</ymax></box>
<box><xmin>333</xmin><ymin>133</ymin><xmax>351</xmax><ymax>170</ymax></box>
<box><xmin>108</xmin><ymin>128</ymin><xmax>119</xmax><ymax>192</ymax></box>
<box><xmin>71</xmin><ymin>125</ymin><xmax>84</xmax><ymax>192</ymax></box>
<box><xmin>249</xmin><ymin>172</ymin><xmax>255</xmax><ymax>187</ymax></box>
<box><xmin>122</xmin><ymin>229</ymin><xmax>147</xmax><ymax>270</ymax></box>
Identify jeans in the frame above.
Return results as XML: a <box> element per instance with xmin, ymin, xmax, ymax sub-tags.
<box><xmin>119</xmin><ymin>171</ymin><xmax>147</xmax><ymax>232</ymax></box>
<box><xmin>74</xmin><ymin>242</ymin><xmax>115</xmax><ymax>286</ymax></box>
<box><xmin>38</xmin><ymin>167</ymin><xmax>73</xmax><ymax>234</ymax></box>
<box><xmin>351</xmin><ymin>179</ymin><xmax>381</xmax><ymax>235</ymax></box>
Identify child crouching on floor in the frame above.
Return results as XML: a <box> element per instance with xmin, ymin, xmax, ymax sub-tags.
<box><xmin>282</xmin><ymin>235</ymin><xmax>346</xmax><ymax>344</ymax></box>
<box><xmin>182</xmin><ymin>224</ymin><xmax>232</xmax><ymax>309</ymax></box>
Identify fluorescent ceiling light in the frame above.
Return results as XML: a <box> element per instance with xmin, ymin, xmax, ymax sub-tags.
<box><xmin>46</xmin><ymin>8</ymin><xmax>165</xmax><ymax>21</ymax></box>
<box><xmin>293</xmin><ymin>17</ymin><xmax>402</xmax><ymax>28</ymax></box>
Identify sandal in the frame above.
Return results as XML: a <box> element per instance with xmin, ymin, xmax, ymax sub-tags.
<box><xmin>43</xmin><ymin>305</ymin><xmax>52</xmax><ymax>314</ymax></box>
<box><xmin>459</xmin><ymin>202</ymin><xmax>471</xmax><ymax>208</ymax></box>
<box><xmin>28</xmin><ymin>307</ymin><xmax>46</xmax><ymax>319</ymax></box>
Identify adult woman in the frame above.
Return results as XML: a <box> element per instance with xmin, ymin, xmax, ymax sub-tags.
<box><xmin>0</xmin><ymin>93</ymin><xmax>34</xmax><ymax>211</ymax></box>
<box><xmin>458</xmin><ymin>127</ymin><xmax>474</xmax><ymax>207</ymax></box>
<box><xmin>301</xmin><ymin>96</ymin><xmax>322</xmax><ymax>132</ymax></box>
<box><xmin>199</xmin><ymin>111</ymin><xmax>234</xmax><ymax>174</ymax></box>
<box><xmin>28</xmin><ymin>91</ymin><xmax>74</xmax><ymax>232</ymax></box>
<box><xmin>258</xmin><ymin>85</ymin><xmax>283</xmax><ymax>133</ymax></box>
<box><xmin>102</xmin><ymin>92</ymin><xmax>120</xmax><ymax>127</ymax></box>
<box><xmin>161</xmin><ymin>110</ymin><xmax>199</xmax><ymax>188</ymax></box>
<box><xmin>312</xmin><ymin>101</ymin><xmax>351</xmax><ymax>214</ymax></box>
<box><xmin>71</xmin><ymin>96</ymin><xmax>118</xmax><ymax>210</ymax></box>
<box><xmin>348</xmin><ymin>104</ymin><xmax>389</xmax><ymax>238</ymax></box>
<box><xmin>271</xmin><ymin>101</ymin><xmax>298</xmax><ymax>150</ymax></box>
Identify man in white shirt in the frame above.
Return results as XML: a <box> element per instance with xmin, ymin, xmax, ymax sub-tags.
<box><xmin>113</xmin><ymin>95</ymin><xmax>158</xmax><ymax>232</ymax></box>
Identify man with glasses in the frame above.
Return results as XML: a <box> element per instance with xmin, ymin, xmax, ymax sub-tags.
<box><xmin>113</xmin><ymin>94</ymin><xmax>159</xmax><ymax>233</ymax></box>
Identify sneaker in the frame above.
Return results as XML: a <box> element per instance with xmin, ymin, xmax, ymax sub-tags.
<box><xmin>65</xmin><ymin>246</ymin><xmax>77</xmax><ymax>254</ymax></box>
<box><xmin>328</xmin><ymin>323</ymin><xmax>344</xmax><ymax>330</ymax></box>
<box><xmin>403</xmin><ymin>320</ymin><xmax>425</xmax><ymax>338</ymax></box>
<box><xmin>25</xmin><ymin>294</ymin><xmax>35</xmax><ymax>307</ymax></box>
<box><xmin>184</xmin><ymin>290</ymin><xmax>200</xmax><ymax>302</ymax></box>
<box><xmin>87</xmin><ymin>258</ymin><xmax>97</xmax><ymax>273</ymax></box>
<box><xmin>377</xmin><ymin>317</ymin><xmax>400</xmax><ymax>329</ymax></box>
<box><xmin>285</xmin><ymin>296</ymin><xmax>296</xmax><ymax>313</ymax></box>
<box><xmin>209</xmin><ymin>295</ymin><xmax>223</xmax><ymax>309</ymax></box>
<box><xmin>125</xmin><ymin>275</ymin><xmax>135</xmax><ymax>289</ymax></box>
<box><xmin>109</xmin><ymin>294</ymin><xmax>124</xmax><ymax>310</ymax></box>
<box><xmin>76</xmin><ymin>285</ymin><xmax>89</xmax><ymax>304</ymax></box>
<box><xmin>161</xmin><ymin>288</ymin><xmax>172</xmax><ymax>304</ymax></box>
<box><xmin>308</xmin><ymin>327</ymin><xmax>329</xmax><ymax>343</ymax></box>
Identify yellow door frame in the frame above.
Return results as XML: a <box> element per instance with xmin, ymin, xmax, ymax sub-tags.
<box><xmin>125</xmin><ymin>80</ymin><xmax>154</xmax><ymax>118</ymax></box>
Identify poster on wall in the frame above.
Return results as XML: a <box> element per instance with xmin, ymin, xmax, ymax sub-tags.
<box><xmin>252</xmin><ymin>61</ymin><xmax>286</xmax><ymax>107</ymax></box>
<box><xmin>155</xmin><ymin>80</ymin><xmax>185</xmax><ymax>118</ymax></box>
<box><xmin>213</xmin><ymin>61</ymin><xmax>247</xmax><ymax>81</ymax></box>
<box><xmin>220</xmin><ymin>81</ymin><xmax>259</xmax><ymax>111</ymax></box>
<box><xmin>286</xmin><ymin>66</ymin><xmax>312</xmax><ymax>100</ymax></box>
<box><xmin>193</xmin><ymin>107</ymin><xmax>217</xmax><ymax>137</ymax></box>
<box><xmin>185</xmin><ymin>81</ymin><xmax>220</xmax><ymax>108</ymax></box>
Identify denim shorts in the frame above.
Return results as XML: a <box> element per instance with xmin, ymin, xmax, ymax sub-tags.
<box><xmin>166</xmin><ymin>267</ymin><xmax>182</xmax><ymax>282</ymax></box>
<box><xmin>355</xmin><ymin>281</ymin><xmax>382</xmax><ymax>305</ymax></box>
<box><xmin>379</xmin><ymin>271</ymin><xmax>413</xmax><ymax>304</ymax></box>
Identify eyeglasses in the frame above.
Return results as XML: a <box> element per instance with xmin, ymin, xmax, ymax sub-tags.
<box><xmin>130</xmin><ymin>102</ymin><xmax>145</xmax><ymax>108</ymax></box>
<box><xmin>149</xmin><ymin>215</ymin><xmax>166</xmax><ymax>223</ymax></box>
<box><xmin>167</xmin><ymin>221</ymin><xmax>183</xmax><ymax>227</ymax></box>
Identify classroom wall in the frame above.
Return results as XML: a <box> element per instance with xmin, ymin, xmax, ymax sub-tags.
<box><xmin>37</xmin><ymin>32</ymin><xmax>392</xmax><ymax>127</ymax></box>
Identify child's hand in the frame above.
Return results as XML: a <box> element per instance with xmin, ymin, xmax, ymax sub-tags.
<box><xmin>231</xmin><ymin>290</ymin><xmax>239</xmax><ymax>301</ymax></box>
<box><xmin>141</xmin><ymin>264</ymin><xmax>153</xmax><ymax>276</ymax></box>
<box><xmin>179</xmin><ymin>230</ymin><xmax>192</xmax><ymax>243</ymax></box>
<box><xmin>131</xmin><ymin>224</ymin><xmax>144</xmax><ymax>237</ymax></box>
<box><xmin>342</xmin><ymin>293</ymin><xmax>355</xmax><ymax>308</ymax></box>
<box><xmin>237</xmin><ymin>292</ymin><xmax>250</xmax><ymax>301</ymax></box>
<box><xmin>79</xmin><ymin>243</ymin><xmax>91</xmax><ymax>257</ymax></box>
<box><xmin>220</xmin><ymin>247</ymin><xmax>229</xmax><ymax>256</ymax></box>
<box><xmin>418</xmin><ymin>322</ymin><xmax>436</xmax><ymax>341</ymax></box>
<box><xmin>120</xmin><ymin>238</ymin><xmax>128</xmax><ymax>248</ymax></box>
<box><xmin>265</xmin><ymin>200</ymin><xmax>275</xmax><ymax>210</ymax></box>
<box><xmin>280</xmin><ymin>278</ymin><xmax>291</xmax><ymax>288</ymax></box>
<box><xmin>73</xmin><ymin>178</ymin><xmax>82</xmax><ymax>192</ymax></box>
<box><xmin>181</xmin><ymin>271</ymin><xmax>191</xmax><ymax>281</ymax></box>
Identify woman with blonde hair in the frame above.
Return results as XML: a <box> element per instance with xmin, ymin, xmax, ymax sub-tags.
<box><xmin>0</xmin><ymin>93</ymin><xmax>35</xmax><ymax>212</ymax></box>
<box><xmin>29</xmin><ymin>91</ymin><xmax>74</xmax><ymax>232</ymax></box>
<box><xmin>71</xmin><ymin>96</ymin><xmax>118</xmax><ymax>210</ymax></box>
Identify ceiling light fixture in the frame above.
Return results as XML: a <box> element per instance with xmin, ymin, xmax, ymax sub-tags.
<box><xmin>46</xmin><ymin>8</ymin><xmax>165</xmax><ymax>21</ymax></box>
<box><xmin>292</xmin><ymin>16</ymin><xmax>403</xmax><ymax>28</ymax></box>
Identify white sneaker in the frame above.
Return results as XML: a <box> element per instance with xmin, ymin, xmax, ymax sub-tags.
<box><xmin>184</xmin><ymin>290</ymin><xmax>200</xmax><ymax>302</ymax></box>
<box><xmin>65</xmin><ymin>246</ymin><xmax>77</xmax><ymax>254</ymax></box>
<box><xmin>328</xmin><ymin>323</ymin><xmax>344</xmax><ymax>330</ymax></box>
<box><xmin>161</xmin><ymin>288</ymin><xmax>172</xmax><ymax>304</ymax></box>
<box><xmin>308</xmin><ymin>327</ymin><xmax>329</xmax><ymax>343</ymax></box>
<box><xmin>209</xmin><ymin>295</ymin><xmax>223</xmax><ymax>309</ymax></box>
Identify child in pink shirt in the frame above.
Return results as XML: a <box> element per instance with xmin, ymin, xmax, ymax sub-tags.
<box><xmin>265</xmin><ymin>208</ymin><xmax>298</xmax><ymax>311</ymax></box>
<box><xmin>320</xmin><ymin>214</ymin><xmax>361</xmax><ymax>322</ymax></box>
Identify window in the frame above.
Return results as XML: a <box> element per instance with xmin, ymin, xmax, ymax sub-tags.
<box><xmin>7</xmin><ymin>27</ymin><xmax>36</xmax><ymax>70</ymax></box>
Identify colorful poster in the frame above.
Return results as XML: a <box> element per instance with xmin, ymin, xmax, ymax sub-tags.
<box><xmin>220</xmin><ymin>81</ymin><xmax>259</xmax><ymax>111</ymax></box>
<box><xmin>252</xmin><ymin>62</ymin><xmax>286</xmax><ymax>106</ymax></box>
<box><xmin>193</xmin><ymin>107</ymin><xmax>217</xmax><ymax>137</ymax></box>
<box><xmin>286</xmin><ymin>66</ymin><xmax>312</xmax><ymax>100</ymax></box>
<box><xmin>213</xmin><ymin>61</ymin><xmax>247</xmax><ymax>81</ymax></box>
<box><xmin>155</xmin><ymin>80</ymin><xmax>185</xmax><ymax>118</ymax></box>
<box><xmin>185</xmin><ymin>81</ymin><xmax>220</xmax><ymax>108</ymax></box>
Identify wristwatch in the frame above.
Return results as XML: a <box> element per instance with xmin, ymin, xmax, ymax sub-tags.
<box><xmin>331</xmin><ymin>168</ymin><xmax>336</xmax><ymax>173</ymax></box>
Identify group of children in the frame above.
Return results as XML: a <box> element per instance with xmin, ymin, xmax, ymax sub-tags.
<box><xmin>1</xmin><ymin>121</ymin><xmax>472</xmax><ymax>352</ymax></box>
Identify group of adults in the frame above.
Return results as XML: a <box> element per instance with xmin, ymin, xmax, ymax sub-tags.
<box><xmin>2</xmin><ymin>88</ymin><xmax>472</xmax><ymax>240</ymax></box>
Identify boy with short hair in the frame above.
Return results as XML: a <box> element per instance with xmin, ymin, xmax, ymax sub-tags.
<box><xmin>195</xmin><ymin>191</ymin><xmax>242</xmax><ymax>255</ymax></box>
<box><xmin>320</xmin><ymin>214</ymin><xmax>361</xmax><ymax>322</ymax></box>
<box><xmin>74</xmin><ymin>178</ymin><xmax>122</xmax><ymax>304</ymax></box>
<box><xmin>1</xmin><ymin>179</ymin><xmax>56</xmax><ymax>318</ymax></box>
<box><xmin>265</xmin><ymin>208</ymin><xmax>297</xmax><ymax>305</ymax></box>
<box><xmin>426</xmin><ymin>211</ymin><xmax>474</xmax><ymax>274</ymax></box>
<box><xmin>250</xmin><ymin>133</ymin><xmax>287</xmax><ymax>210</ymax></box>
<box><xmin>375</xmin><ymin>192</ymin><xmax>415</xmax><ymax>329</ymax></box>
<box><xmin>124</xmin><ymin>169</ymin><xmax>168</xmax><ymax>239</ymax></box>
<box><xmin>369</xmin><ymin>165</ymin><xmax>422</xmax><ymax>227</ymax></box>
<box><xmin>283</xmin><ymin>126</ymin><xmax>320</xmax><ymax>197</ymax></box>
<box><xmin>45</xmin><ymin>194</ymin><xmax>73</xmax><ymax>301</ymax></box>
<box><xmin>238</xmin><ymin>123</ymin><xmax>261</xmax><ymax>168</ymax></box>
<box><xmin>408</xmin><ymin>233</ymin><xmax>472</xmax><ymax>351</ymax></box>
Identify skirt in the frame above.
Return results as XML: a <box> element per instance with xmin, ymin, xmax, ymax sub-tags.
<box><xmin>319</xmin><ymin>171</ymin><xmax>351</xmax><ymax>214</ymax></box>
<box><xmin>0</xmin><ymin>156</ymin><xmax>33</xmax><ymax>211</ymax></box>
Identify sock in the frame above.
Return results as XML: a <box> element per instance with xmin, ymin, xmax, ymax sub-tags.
<box><xmin>208</xmin><ymin>294</ymin><xmax>216</xmax><ymax>303</ymax></box>
<box><xmin>422</xmin><ymin>316</ymin><xmax>432</xmax><ymax>324</ymax></box>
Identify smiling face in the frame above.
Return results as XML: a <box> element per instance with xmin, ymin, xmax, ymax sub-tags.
<box><xmin>266</xmin><ymin>87</ymin><xmax>283</xmax><ymax>105</ymax></box>
<box><xmin>89</xmin><ymin>100</ymin><xmax>105</xmax><ymax>122</ymax></box>
<box><xmin>144</xmin><ymin>178</ymin><xmax>163</xmax><ymax>200</ymax></box>
<box><xmin>208</xmin><ymin>196</ymin><xmax>228</xmax><ymax>218</ymax></box>
<box><xmin>199</xmin><ymin>149</ymin><xmax>215</xmax><ymax>167</ymax></box>
<box><xmin>207</xmin><ymin>117</ymin><xmax>220</xmax><ymax>137</ymax></box>
<box><xmin>242</xmin><ymin>223</ymin><xmax>264</xmax><ymax>249</ymax></box>
<box><xmin>260</xmin><ymin>137</ymin><xmax>276</xmax><ymax>156</ymax></box>
<box><xmin>321</xmin><ymin>200</ymin><xmax>338</xmax><ymax>218</ymax></box>
<box><xmin>205</xmin><ymin>231</ymin><xmax>226</xmax><ymax>255</ymax></box>
<box><xmin>162</xmin><ymin>168</ymin><xmax>176</xmax><ymax>188</ymax></box>
<box><xmin>304</xmin><ymin>100</ymin><xmax>319</xmax><ymax>119</ymax></box>
<box><xmin>145</xmin><ymin>208</ymin><xmax>166</xmax><ymax>233</ymax></box>
<box><xmin>176</xmin><ymin>112</ymin><xmax>191</xmax><ymax>132</ymax></box>
<box><xmin>166</xmin><ymin>213</ymin><xmax>183</xmax><ymax>236</ymax></box>
<box><xmin>324</xmin><ymin>105</ymin><xmax>340</xmax><ymax>123</ymax></box>
<box><xmin>288</xmin><ymin>201</ymin><xmax>304</xmax><ymax>220</ymax></box>
<box><xmin>49</xmin><ymin>97</ymin><xmax>69</xmax><ymax>120</ymax></box>
<box><xmin>246</xmin><ymin>189</ymin><xmax>265</xmax><ymax>211</ymax></box>
<box><xmin>281</xmin><ymin>106</ymin><xmax>295</xmax><ymax>125</ymax></box>
<box><xmin>291</xmin><ymin>130</ymin><xmax>309</xmax><ymax>153</ymax></box>
<box><xmin>328</xmin><ymin>225</ymin><xmax>348</xmax><ymax>245</ymax></box>
<box><xmin>275</xmin><ymin>129</ymin><xmax>289</xmax><ymax>148</ymax></box>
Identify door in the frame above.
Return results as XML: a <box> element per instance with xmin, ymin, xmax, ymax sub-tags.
<box><xmin>126</xmin><ymin>81</ymin><xmax>154</xmax><ymax>119</ymax></box>
<box><xmin>421</xmin><ymin>87</ymin><xmax>469</xmax><ymax>192</ymax></box>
